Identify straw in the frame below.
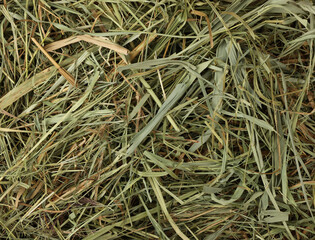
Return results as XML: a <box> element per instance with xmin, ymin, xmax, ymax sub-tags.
<box><xmin>0</xmin><ymin>1</ymin><xmax>314</xmax><ymax>239</ymax></box>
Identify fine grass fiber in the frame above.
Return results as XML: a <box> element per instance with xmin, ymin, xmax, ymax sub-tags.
<box><xmin>0</xmin><ymin>0</ymin><xmax>315</xmax><ymax>239</ymax></box>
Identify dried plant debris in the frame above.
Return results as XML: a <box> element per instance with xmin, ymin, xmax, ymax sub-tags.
<box><xmin>0</xmin><ymin>0</ymin><xmax>314</xmax><ymax>239</ymax></box>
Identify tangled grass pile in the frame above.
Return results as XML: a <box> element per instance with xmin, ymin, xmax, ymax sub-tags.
<box><xmin>0</xmin><ymin>0</ymin><xmax>314</xmax><ymax>239</ymax></box>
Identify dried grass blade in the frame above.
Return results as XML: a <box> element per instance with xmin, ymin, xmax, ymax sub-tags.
<box><xmin>31</xmin><ymin>37</ymin><xmax>77</xmax><ymax>87</ymax></box>
<box><xmin>44</xmin><ymin>36</ymin><xmax>81</xmax><ymax>52</ymax></box>
<box><xmin>77</xmin><ymin>35</ymin><xmax>129</xmax><ymax>55</ymax></box>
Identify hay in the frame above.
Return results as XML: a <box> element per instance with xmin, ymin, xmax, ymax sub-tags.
<box><xmin>0</xmin><ymin>0</ymin><xmax>314</xmax><ymax>239</ymax></box>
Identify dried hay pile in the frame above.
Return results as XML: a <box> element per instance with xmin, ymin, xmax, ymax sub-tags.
<box><xmin>0</xmin><ymin>1</ymin><xmax>314</xmax><ymax>239</ymax></box>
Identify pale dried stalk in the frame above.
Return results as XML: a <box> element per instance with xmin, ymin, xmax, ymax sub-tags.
<box><xmin>31</xmin><ymin>37</ymin><xmax>77</xmax><ymax>87</ymax></box>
